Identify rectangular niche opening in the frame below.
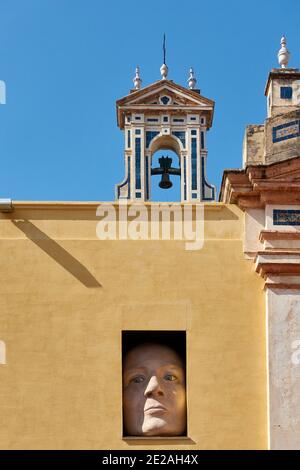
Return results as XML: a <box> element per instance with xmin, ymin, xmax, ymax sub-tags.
<box><xmin>122</xmin><ymin>330</ymin><xmax>187</xmax><ymax>438</ymax></box>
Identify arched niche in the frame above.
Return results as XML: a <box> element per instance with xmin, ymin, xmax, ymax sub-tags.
<box><xmin>149</xmin><ymin>135</ymin><xmax>182</xmax><ymax>202</ymax></box>
<box><xmin>149</xmin><ymin>134</ymin><xmax>182</xmax><ymax>157</ymax></box>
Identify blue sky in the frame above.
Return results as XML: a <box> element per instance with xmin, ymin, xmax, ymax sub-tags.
<box><xmin>0</xmin><ymin>0</ymin><xmax>299</xmax><ymax>201</ymax></box>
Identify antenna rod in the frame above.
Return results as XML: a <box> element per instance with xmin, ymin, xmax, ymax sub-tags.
<box><xmin>163</xmin><ymin>34</ymin><xmax>166</xmax><ymax>64</ymax></box>
<box><xmin>160</xmin><ymin>34</ymin><xmax>168</xmax><ymax>79</ymax></box>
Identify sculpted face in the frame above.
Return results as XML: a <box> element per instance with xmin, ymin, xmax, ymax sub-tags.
<box><xmin>123</xmin><ymin>343</ymin><xmax>186</xmax><ymax>436</ymax></box>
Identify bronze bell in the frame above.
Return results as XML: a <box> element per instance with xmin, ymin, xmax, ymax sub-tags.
<box><xmin>159</xmin><ymin>172</ymin><xmax>173</xmax><ymax>189</ymax></box>
<box><xmin>152</xmin><ymin>155</ymin><xmax>180</xmax><ymax>190</ymax></box>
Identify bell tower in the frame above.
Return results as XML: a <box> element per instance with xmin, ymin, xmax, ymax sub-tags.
<box><xmin>265</xmin><ymin>36</ymin><xmax>300</xmax><ymax>119</ymax></box>
<box><xmin>115</xmin><ymin>62</ymin><xmax>216</xmax><ymax>202</ymax></box>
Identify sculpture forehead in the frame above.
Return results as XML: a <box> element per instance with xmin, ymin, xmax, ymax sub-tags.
<box><xmin>124</xmin><ymin>343</ymin><xmax>183</xmax><ymax>370</ymax></box>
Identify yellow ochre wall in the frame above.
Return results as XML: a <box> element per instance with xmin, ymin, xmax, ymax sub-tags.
<box><xmin>0</xmin><ymin>202</ymin><xmax>267</xmax><ymax>449</ymax></box>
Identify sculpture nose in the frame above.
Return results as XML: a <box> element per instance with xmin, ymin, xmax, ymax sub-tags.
<box><xmin>144</xmin><ymin>375</ymin><xmax>163</xmax><ymax>397</ymax></box>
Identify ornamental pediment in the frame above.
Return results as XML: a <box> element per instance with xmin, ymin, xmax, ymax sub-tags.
<box><xmin>117</xmin><ymin>80</ymin><xmax>214</xmax><ymax>107</ymax></box>
<box><xmin>116</xmin><ymin>79</ymin><xmax>214</xmax><ymax>129</ymax></box>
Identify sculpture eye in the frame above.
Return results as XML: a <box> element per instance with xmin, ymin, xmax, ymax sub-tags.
<box><xmin>164</xmin><ymin>374</ymin><xmax>176</xmax><ymax>381</ymax></box>
<box><xmin>132</xmin><ymin>375</ymin><xmax>145</xmax><ymax>384</ymax></box>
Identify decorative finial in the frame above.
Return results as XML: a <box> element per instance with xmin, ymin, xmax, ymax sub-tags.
<box><xmin>133</xmin><ymin>66</ymin><xmax>142</xmax><ymax>90</ymax></box>
<box><xmin>160</xmin><ymin>34</ymin><xmax>168</xmax><ymax>79</ymax></box>
<box><xmin>187</xmin><ymin>67</ymin><xmax>197</xmax><ymax>89</ymax></box>
<box><xmin>278</xmin><ymin>35</ymin><xmax>290</xmax><ymax>69</ymax></box>
<box><xmin>160</xmin><ymin>63</ymin><xmax>168</xmax><ymax>80</ymax></box>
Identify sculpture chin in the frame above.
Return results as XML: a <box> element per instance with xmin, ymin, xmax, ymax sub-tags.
<box><xmin>142</xmin><ymin>416</ymin><xmax>167</xmax><ymax>436</ymax></box>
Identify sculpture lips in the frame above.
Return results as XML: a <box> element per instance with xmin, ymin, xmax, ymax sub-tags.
<box><xmin>144</xmin><ymin>405</ymin><xmax>166</xmax><ymax>413</ymax></box>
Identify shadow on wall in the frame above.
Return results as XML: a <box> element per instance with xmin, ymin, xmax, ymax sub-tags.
<box><xmin>205</xmin><ymin>206</ymin><xmax>240</xmax><ymax>221</ymax></box>
<box><xmin>12</xmin><ymin>220</ymin><xmax>102</xmax><ymax>288</ymax></box>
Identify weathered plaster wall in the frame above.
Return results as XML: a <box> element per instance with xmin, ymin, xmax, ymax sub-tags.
<box><xmin>244</xmin><ymin>208</ymin><xmax>265</xmax><ymax>257</ymax></box>
<box><xmin>265</xmin><ymin>110</ymin><xmax>300</xmax><ymax>164</ymax></box>
<box><xmin>269</xmin><ymin>78</ymin><xmax>300</xmax><ymax>118</ymax></box>
<box><xmin>0</xmin><ymin>203</ymin><xmax>267</xmax><ymax>449</ymax></box>
<box><xmin>267</xmin><ymin>289</ymin><xmax>300</xmax><ymax>449</ymax></box>
<box><xmin>243</xmin><ymin>125</ymin><xmax>265</xmax><ymax>167</ymax></box>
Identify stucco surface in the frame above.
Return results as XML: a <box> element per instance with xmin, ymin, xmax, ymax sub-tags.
<box><xmin>0</xmin><ymin>203</ymin><xmax>267</xmax><ymax>449</ymax></box>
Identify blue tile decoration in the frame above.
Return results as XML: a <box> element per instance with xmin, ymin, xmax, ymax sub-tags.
<box><xmin>146</xmin><ymin>131</ymin><xmax>159</xmax><ymax>148</ymax></box>
<box><xmin>172</xmin><ymin>131</ymin><xmax>186</xmax><ymax>148</ymax></box>
<box><xmin>192</xmin><ymin>193</ymin><xmax>197</xmax><ymax>199</ymax></box>
<box><xmin>280</xmin><ymin>86</ymin><xmax>293</xmax><ymax>99</ymax></box>
<box><xmin>272</xmin><ymin>120</ymin><xmax>300</xmax><ymax>143</ymax></box>
<box><xmin>273</xmin><ymin>209</ymin><xmax>300</xmax><ymax>225</ymax></box>
<box><xmin>161</xmin><ymin>96</ymin><xmax>170</xmax><ymax>105</ymax></box>
<box><xmin>135</xmin><ymin>129</ymin><xmax>141</xmax><ymax>134</ymax></box>
<box><xmin>128</xmin><ymin>156</ymin><xmax>131</xmax><ymax>198</ymax></box>
<box><xmin>135</xmin><ymin>138</ymin><xmax>141</xmax><ymax>190</ymax></box>
<box><xmin>191</xmin><ymin>138</ymin><xmax>197</xmax><ymax>190</ymax></box>
<box><xmin>201</xmin><ymin>131</ymin><xmax>205</xmax><ymax>149</ymax></box>
<box><xmin>127</xmin><ymin>130</ymin><xmax>131</xmax><ymax>148</ymax></box>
